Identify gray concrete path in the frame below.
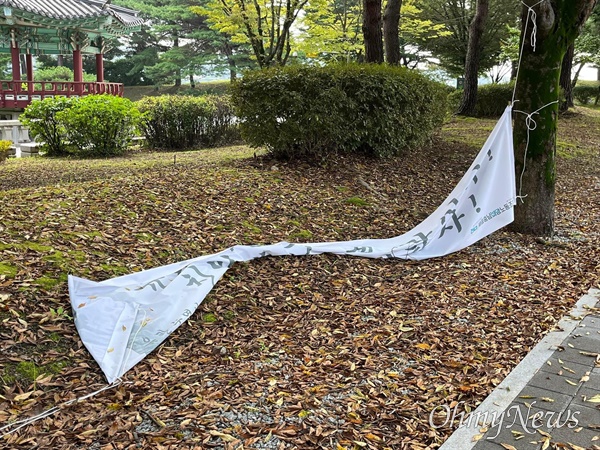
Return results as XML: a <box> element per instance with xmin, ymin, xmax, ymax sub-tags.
<box><xmin>440</xmin><ymin>288</ymin><xmax>600</xmax><ymax>450</ymax></box>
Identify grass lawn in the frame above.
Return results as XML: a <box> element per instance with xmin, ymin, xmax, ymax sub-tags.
<box><xmin>0</xmin><ymin>107</ymin><xmax>599</xmax><ymax>449</ymax></box>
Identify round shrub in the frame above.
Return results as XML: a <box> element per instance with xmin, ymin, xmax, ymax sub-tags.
<box><xmin>0</xmin><ymin>139</ymin><xmax>11</xmax><ymax>163</ymax></box>
<box><xmin>230</xmin><ymin>64</ymin><xmax>448</xmax><ymax>160</ymax></box>
<box><xmin>57</xmin><ymin>95</ymin><xmax>141</xmax><ymax>157</ymax></box>
<box><xmin>136</xmin><ymin>95</ymin><xmax>238</xmax><ymax>150</ymax></box>
<box><xmin>21</xmin><ymin>97</ymin><xmax>75</xmax><ymax>156</ymax></box>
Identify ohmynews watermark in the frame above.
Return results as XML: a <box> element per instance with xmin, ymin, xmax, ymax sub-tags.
<box><xmin>429</xmin><ymin>401</ymin><xmax>580</xmax><ymax>439</ymax></box>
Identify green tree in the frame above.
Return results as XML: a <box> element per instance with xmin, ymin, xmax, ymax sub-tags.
<box><xmin>200</xmin><ymin>0</ymin><xmax>309</xmax><ymax>67</ymax></box>
<box><xmin>116</xmin><ymin>0</ymin><xmax>208</xmax><ymax>85</ymax></box>
<box><xmin>396</xmin><ymin>0</ymin><xmax>450</xmax><ymax>68</ymax></box>
<box><xmin>297</xmin><ymin>0</ymin><xmax>364</xmax><ymax>62</ymax></box>
<box><xmin>418</xmin><ymin>0</ymin><xmax>519</xmax><ymax>76</ymax></box>
<box><xmin>572</xmin><ymin>4</ymin><xmax>600</xmax><ymax>85</ymax></box>
<box><xmin>511</xmin><ymin>0</ymin><xmax>597</xmax><ymax>236</ymax></box>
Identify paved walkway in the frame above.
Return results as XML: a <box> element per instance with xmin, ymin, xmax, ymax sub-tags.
<box><xmin>440</xmin><ymin>288</ymin><xmax>600</xmax><ymax>450</ymax></box>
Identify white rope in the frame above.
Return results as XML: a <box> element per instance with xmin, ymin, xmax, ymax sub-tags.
<box><xmin>0</xmin><ymin>379</ymin><xmax>125</xmax><ymax>438</ymax></box>
<box><xmin>510</xmin><ymin>0</ymin><xmax>560</xmax><ymax>203</ymax></box>
<box><xmin>512</xmin><ymin>0</ymin><xmax>545</xmax><ymax>104</ymax></box>
<box><xmin>513</xmin><ymin>100</ymin><xmax>559</xmax><ymax>202</ymax></box>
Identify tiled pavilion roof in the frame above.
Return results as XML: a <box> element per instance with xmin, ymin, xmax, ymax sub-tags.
<box><xmin>0</xmin><ymin>0</ymin><xmax>143</xmax><ymax>30</ymax></box>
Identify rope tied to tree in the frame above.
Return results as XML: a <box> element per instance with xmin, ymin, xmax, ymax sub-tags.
<box><xmin>512</xmin><ymin>100</ymin><xmax>559</xmax><ymax>203</ymax></box>
<box><xmin>511</xmin><ymin>0</ymin><xmax>557</xmax><ymax>204</ymax></box>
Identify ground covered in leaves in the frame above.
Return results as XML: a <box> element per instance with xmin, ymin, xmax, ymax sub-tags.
<box><xmin>0</xmin><ymin>107</ymin><xmax>599</xmax><ymax>449</ymax></box>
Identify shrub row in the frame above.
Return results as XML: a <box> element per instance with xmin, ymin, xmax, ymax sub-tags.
<box><xmin>135</xmin><ymin>95</ymin><xmax>239</xmax><ymax>150</ymax></box>
<box><xmin>21</xmin><ymin>95</ymin><xmax>139</xmax><ymax>157</ymax></box>
<box><xmin>21</xmin><ymin>94</ymin><xmax>239</xmax><ymax>157</ymax></box>
<box><xmin>230</xmin><ymin>64</ymin><xmax>448</xmax><ymax>160</ymax></box>
<box><xmin>573</xmin><ymin>83</ymin><xmax>600</xmax><ymax>105</ymax></box>
<box><xmin>448</xmin><ymin>82</ymin><xmax>514</xmax><ymax>118</ymax></box>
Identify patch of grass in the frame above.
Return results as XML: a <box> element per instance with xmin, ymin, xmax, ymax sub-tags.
<box><xmin>242</xmin><ymin>221</ymin><xmax>262</xmax><ymax>234</ymax></box>
<box><xmin>36</xmin><ymin>273</ymin><xmax>67</xmax><ymax>289</ymax></box>
<box><xmin>0</xmin><ymin>262</ymin><xmax>18</xmax><ymax>277</ymax></box>
<box><xmin>46</xmin><ymin>360</ymin><xmax>69</xmax><ymax>375</ymax></box>
<box><xmin>290</xmin><ymin>229</ymin><xmax>313</xmax><ymax>240</ymax></box>
<box><xmin>202</xmin><ymin>313</ymin><xmax>217</xmax><ymax>323</ymax></box>
<box><xmin>345</xmin><ymin>196</ymin><xmax>369</xmax><ymax>207</ymax></box>
<box><xmin>100</xmin><ymin>264</ymin><xmax>130</xmax><ymax>276</ymax></box>
<box><xmin>0</xmin><ymin>242</ymin><xmax>53</xmax><ymax>252</ymax></box>
<box><xmin>22</xmin><ymin>242</ymin><xmax>53</xmax><ymax>252</ymax></box>
<box><xmin>48</xmin><ymin>332</ymin><xmax>62</xmax><ymax>343</ymax></box>
<box><xmin>15</xmin><ymin>361</ymin><xmax>41</xmax><ymax>382</ymax></box>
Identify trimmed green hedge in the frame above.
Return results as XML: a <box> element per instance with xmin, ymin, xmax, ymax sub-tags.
<box><xmin>573</xmin><ymin>83</ymin><xmax>600</xmax><ymax>105</ymax></box>
<box><xmin>230</xmin><ymin>64</ymin><xmax>448</xmax><ymax>160</ymax></box>
<box><xmin>448</xmin><ymin>82</ymin><xmax>514</xmax><ymax>117</ymax></box>
<box><xmin>136</xmin><ymin>95</ymin><xmax>239</xmax><ymax>150</ymax></box>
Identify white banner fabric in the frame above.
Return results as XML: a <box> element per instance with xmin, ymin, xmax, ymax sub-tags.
<box><xmin>69</xmin><ymin>106</ymin><xmax>516</xmax><ymax>383</ymax></box>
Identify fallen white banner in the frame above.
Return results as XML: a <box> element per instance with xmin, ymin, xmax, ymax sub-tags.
<box><xmin>69</xmin><ymin>106</ymin><xmax>516</xmax><ymax>383</ymax></box>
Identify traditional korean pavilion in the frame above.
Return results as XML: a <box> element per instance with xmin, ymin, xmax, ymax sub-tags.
<box><xmin>0</xmin><ymin>0</ymin><xmax>142</xmax><ymax>116</ymax></box>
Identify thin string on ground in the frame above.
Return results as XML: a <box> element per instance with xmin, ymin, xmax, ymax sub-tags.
<box><xmin>0</xmin><ymin>379</ymin><xmax>124</xmax><ymax>438</ymax></box>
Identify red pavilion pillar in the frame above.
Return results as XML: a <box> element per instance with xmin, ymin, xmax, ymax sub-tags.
<box><xmin>26</xmin><ymin>53</ymin><xmax>34</xmax><ymax>93</ymax></box>
<box><xmin>10</xmin><ymin>31</ymin><xmax>21</xmax><ymax>93</ymax></box>
<box><xmin>73</xmin><ymin>45</ymin><xmax>83</xmax><ymax>95</ymax></box>
<box><xmin>95</xmin><ymin>53</ymin><xmax>104</xmax><ymax>83</ymax></box>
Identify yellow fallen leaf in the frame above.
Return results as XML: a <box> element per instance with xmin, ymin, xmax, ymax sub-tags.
<box><xmin>500</xmin><ymin>444</ymin><xmax>517</xmax><ymax>450</ymax></box>
<box><xmin>209</xmin><ymin>430</ymin><xmax>237</xmax><ymax>442</ymax></box>
<box><xmin>79</xmin><ymin>429</ymin><xmax>98</xmax><ymax>437</ymax></box>
<box><xmin>180</xmin><ymin>419</ymin><xmax>191</xmax><ymax>427</ymax></box>
<box><xmin>415</xmin><ymin>343</ymin><xmax>431</xmax><ymax>350</ymax></box>
<box><xmin>13</xmin><ymin>391</ymin><xmax>34</xmax><ymax>402</ymax></box>
<box><xmin>586</xmin><ymin>394</ymin><xmax>600</xmax><ymax>403</ymax></box>
<box><xmin>566</xmin><ymin>379</ymin><xmax>577</xmax><ymax>386</ymax></box>
<box><xmin>580</xmin><ymin>372</ymin><xmax>590</xmax><ymax>382</ymax></box>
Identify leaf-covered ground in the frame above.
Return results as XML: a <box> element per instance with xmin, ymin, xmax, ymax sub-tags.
<box><xmin>0</xmin><ymin>108</ymin><xmax>599</xmax><ymax>449</ymax></box>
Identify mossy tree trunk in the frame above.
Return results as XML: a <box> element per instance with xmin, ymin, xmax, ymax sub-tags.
<box><xmin>511</xmin><ymin>0</ymin><xmax>597</xmax><ymax>236</ymax></box>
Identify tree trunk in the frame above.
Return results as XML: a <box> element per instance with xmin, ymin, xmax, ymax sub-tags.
<box><xmin>511</xmin><ymin>0</ymin><xmax>596</xmax><ymax>236</ymax></box>
<box><xmin>383</xmin><ymin>0</ymin><xmax>402</xmax><ymax>64</ymax></box>
<box><xmin>559</xmin><ymin>43</ymin><xmax>575</xmax><ymax>112</ymax></box>
<box><xmin>173</xmin><ymin>36</ymin><xmax>181</xmax><ymax>87</ymax></box>
<box><xmin>510</xmin><ymin>60</ymin><xmax>518</xmax><ymax>80</ymax></box>
<box><xmin>189</xmin><ymin>73</ymin><xmax>195</xmax><ymax>89</ymax></box>
<box><xmin>363</xmin><ymin>0</ymin><xmax>384</xmax><ymax>63</ymax></box>
<box><xmin>456</xmin><ymin>0</ymin><xmax>490</xmax><ymax>116</ymax></box>
<box><xmin>224</xmin><ymin>42</ymin><xmax>237</xmax><ymax>82</ymax></box>
<box><xmin>572</xmin><ymin>61</ymin><xmax>585</xmax><ymax>87</ymax></box>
